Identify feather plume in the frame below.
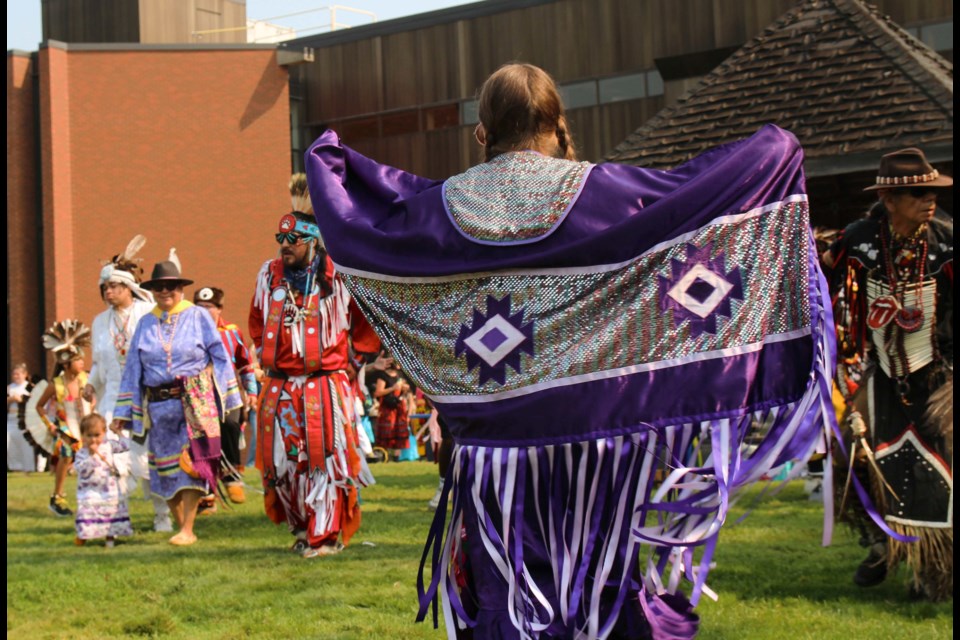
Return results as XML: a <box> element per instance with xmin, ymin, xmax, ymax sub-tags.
<box><xmin>122</xmin><ymin>234</ymin><xmax>147</xmax><ymax>262</ymax></box>
<box><xmin>289</xmin><ymin>172</ymin><xmax>312</xmax><ymax>214</ymax></box>
<box><xmin>168</xmin><ymin>248</ymin><xmax>182</xmax><ymax>274</ymax></box>
<box><xmin>42</xmin><ymin>319</ymin><xmax>91</xmax><ymax>360</ymax></box>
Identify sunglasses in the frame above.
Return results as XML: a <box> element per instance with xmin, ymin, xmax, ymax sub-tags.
<box><xmin>153</xmin><ymin>282</ymin><xmax>182</xmax><ymax>292</ymax></box>
<box><xmin>275</xmin><ymin>232</ymin><xmax>308</xmax><ymax>245</ymax></box>
<box><xmin>895</xmin><ymin>187</ymin><xmax>938</xmax><ymax>199</ymax></box>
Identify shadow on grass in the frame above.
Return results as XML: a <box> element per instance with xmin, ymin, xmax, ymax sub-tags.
<box><xmin>701</xmin><ymin>483</ymin><xmax>953</xmax><ymax>621</ymax></box>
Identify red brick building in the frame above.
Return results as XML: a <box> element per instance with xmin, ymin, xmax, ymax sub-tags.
<box><xmin>7</xmin><ymin>43</ymin><xmax>291</xmax><ymax>375</ymax></box>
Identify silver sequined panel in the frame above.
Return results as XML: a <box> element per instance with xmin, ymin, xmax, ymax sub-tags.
<box><xmin>343</xmin><ymin>201</ymin><xmax>812</xmax><ymax>396</ymax></box>
<box><xmin>444</xmin><ymin>152</ymin><xmax>591</xmax><ymax>243</ymax></box>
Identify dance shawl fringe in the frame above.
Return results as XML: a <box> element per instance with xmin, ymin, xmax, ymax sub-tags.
<box><xmin>415</xmin><ymin>250</ymin><xmax>840</xmax><ymax>640</ymax></box>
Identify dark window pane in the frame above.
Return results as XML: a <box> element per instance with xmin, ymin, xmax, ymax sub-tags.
<box><xmin>425</xmin><ymin>104</ymin><xmax>459</xmax><ymax>130</ymax></box>
<box><xmin>338</xmin><ymin>117</ymin><xmax>380</xmax><ymax>142</ymax></box>
<box><xmin>381</xmin><ymin>110</ymin><xmax>419</xmax><ymax>137</ymax></box>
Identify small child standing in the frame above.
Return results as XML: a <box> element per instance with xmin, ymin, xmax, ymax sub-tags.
<box><xmin>74</xmin><ymin>413</ymin><xmax>133</xmax><ymax>547</ymax></box>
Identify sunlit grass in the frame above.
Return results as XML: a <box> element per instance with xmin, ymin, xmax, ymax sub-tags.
<box><xmin>6</xmin><ymin>464</ymin><xmax>952</xmax><ymax>639</ymax></box>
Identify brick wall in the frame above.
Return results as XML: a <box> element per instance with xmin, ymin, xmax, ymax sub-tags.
<box><xmin>32</xmin><ymin>44</ymin><xmax>291</xmax><ymax>372</ymax></box>
<box><xmin>6</xmin><ymin>52</ymin><xmax>43</xmax><ymax>377</ymax></box>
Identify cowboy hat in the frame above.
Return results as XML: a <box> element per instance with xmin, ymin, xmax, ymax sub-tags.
<box><xmin>864</xmin><ymin>148</ymin><xmax>954</xmax><ymax>191</ymax></box>
<box><xmin>141</xmin><ymin>260</ymin><xmax>193</xmax><ymax>291</ymax></box>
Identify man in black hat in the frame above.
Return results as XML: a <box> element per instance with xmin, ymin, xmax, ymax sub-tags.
<box><xmin>193</xmin><ymin>286</ymin><xmax>258</xmax><ymax>505</ymax></box>
<box><xmin>822</xmin><ymin>148</ymin><xmax>953</xmax><ymax>601</ymax></box>
<box><xmin>112</xmin><ymin>250</ymin><xmax>243</xmax><ymax>546</ymax></box>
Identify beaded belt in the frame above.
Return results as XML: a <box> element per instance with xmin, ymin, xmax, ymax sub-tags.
<box><xmin>145</xmin><ymin>382</ymin><xmax>183</xmax><ymax>401</ymax></box>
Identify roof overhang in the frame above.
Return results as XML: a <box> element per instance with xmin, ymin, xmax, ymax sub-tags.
<box><xmin>804</xmin><ymin>142</ymin><xmax>953</xmax><ymax>177</ymax></box>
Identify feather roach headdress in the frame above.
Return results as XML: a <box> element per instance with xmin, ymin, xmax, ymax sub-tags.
<box><xmin>283</xmin><ymin>173</ymin><xmax>322</xmax><ymax>251</ymax></box>
<box><xmin>42</xmin><ymin>319</ymin><xmax>92</xmax><ymax>363</ymax></box>
<box><xmin>289</xmin><ymin>172</ymin><xmax>313</xmax><ymax>214</ymax></box>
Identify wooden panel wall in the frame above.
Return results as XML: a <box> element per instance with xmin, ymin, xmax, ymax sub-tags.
<box><xmin>297</xmin><ymin>0</ymin><xmax>952</xmax><ymax>178</ymax></box>
<box><xmin>139</xmin><ymin>0</ymin><xmax>247</xmax><ymax>44</ymax></box>
<box><xmin>42</xmin><ymin>0</ymin><xmax>140</xmax><ymax>43</ymax></box>
<box><xmin>41</xmin><ymin>0</ymin><xmax>248</xmax><ymax>44</ymax></box>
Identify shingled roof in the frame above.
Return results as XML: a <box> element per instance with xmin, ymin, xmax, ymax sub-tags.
<box><xmin>606</xmin><ymin>0</ymin><xmax>953</xmax><ymax>176</ymax></box>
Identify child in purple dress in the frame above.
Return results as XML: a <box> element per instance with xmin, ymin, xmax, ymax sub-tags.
<box><xmin>74</xmin><ymin>413</ymin><xmax>133</xmax><ymax>547</ymax></box>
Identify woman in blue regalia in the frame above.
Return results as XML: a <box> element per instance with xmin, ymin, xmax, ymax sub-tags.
<box><xmin>112</xmin><ymin>251</ymin><xmax>242</xmax><ymax>546</ymax></box>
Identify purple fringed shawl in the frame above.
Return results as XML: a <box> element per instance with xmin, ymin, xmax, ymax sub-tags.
<box><xmin>306</xmin><ymin>125</ymin><xmax>837</xmax><ymax>640</ymax></box>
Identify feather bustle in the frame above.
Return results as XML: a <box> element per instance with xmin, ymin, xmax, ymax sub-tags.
<box><xmin>42</xmin><ymin>319</ymin><xmax>91</xmax><ymax>355</ymax></box>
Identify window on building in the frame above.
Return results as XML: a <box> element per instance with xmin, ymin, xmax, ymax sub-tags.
<box><xmin>289</xmin><ymin>75</ymin><xmax>306</xmax><ymax>172</ymax></box>
<box><xmin>906</xmin><ymin>21</ymin><xmax>953</xmax><ymax>53</ymax></box>
<box><xmin>290</xmin><ymin>101</ymin><xmax>305</xmax><ymax>172</ymax></box>
<box><xmin>425</xmin><ymin>103</ymin><xmax>460</xmax><ymax>130</ymax></box>
<box><xmin>599</xmin><ymin>73</ymin><xmax>646</xmax><ymax>103</ymax></box>
<box><xmin>381</xmin><ymin>110</ymin><xmax>419</xmax><ymax>137</ymax></box>
<box><xmin>461</xmin><ymin>99</ymin><xmax>479</xmax><ymax>125</ymax></box>
<box><xmin>918</xmin><ymin>21</ymin><xmax>953</xmax><ymax>52</ymax></box>
<box><xmin>338</xmin><ymin>116</ymin><xmax>380</xmax><ymax>142</ymax></box>
<box><xmin>560</xmin><ymin>81</ymin><xmax>598</xmax><ymax>109</ymax></box>
<box><xmin>646</xmin><ymin>70</ymin><xmax>664</xmax><ymax>97</ymax></box>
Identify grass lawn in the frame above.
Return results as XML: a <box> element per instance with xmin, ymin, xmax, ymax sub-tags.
<box><xmin>6</xmin><ymin>462</ymin><xmax>952</xmax><ymax>639</ymax></box>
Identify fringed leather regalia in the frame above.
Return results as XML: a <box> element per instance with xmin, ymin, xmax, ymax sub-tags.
<box><xmin>826</xmin><ymin>204</ymin><xmax>953</xmax><ymax>601</ymax></box>
<box><xmin>307</xmin><ymin>125</ymin><xmax>838</xmax><ymax>639</ymax></box>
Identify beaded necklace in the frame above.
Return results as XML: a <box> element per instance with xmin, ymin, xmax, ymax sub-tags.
<box><xmin>156</xmin><ymin>310</ymin><xmax>182</xmax><ymax>372</ymax></box>
<box><xmin>876</xmin><ymin>220</ymin><xmax>930</xmax><ymax>405</ymax></box>
<box><xmin>110</xmin><ymin>305</ymin><xmax>134</xmax><ymax>367</ymax></box>
<box><xmin>281</xmin><ymin>252</ymin><xmax>321</xmax><ymax>357</ymax></box>
<box><xmin>879</xmin><ymin>220</ymin><xmax>927</xmax><ymax>333</ymax></box>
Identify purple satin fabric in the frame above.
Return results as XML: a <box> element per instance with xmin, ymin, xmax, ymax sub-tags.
<box><xmin>305</xmin><ymin>125</ymin><xmax>805</xmax><ymax>276</ymax></box>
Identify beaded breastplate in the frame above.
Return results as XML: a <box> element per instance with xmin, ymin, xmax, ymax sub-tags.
<box><xmin>866</xmin><ymin>277</ymin><xmax>936</xmax><ymax>378</ymax></box>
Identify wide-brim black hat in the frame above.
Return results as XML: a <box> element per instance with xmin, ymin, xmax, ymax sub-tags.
<box><xmin>141</xmin><ymin>260</ymin><xmax>193</xmax><ymax>290</ymax></box>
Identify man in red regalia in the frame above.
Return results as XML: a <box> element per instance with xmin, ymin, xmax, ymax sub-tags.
<box><xmin>248</xmin><ymin>175</ymin><xmax>380</xmax><ymax>558</ymax></box>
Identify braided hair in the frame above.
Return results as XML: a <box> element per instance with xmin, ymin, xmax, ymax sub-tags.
<box><xmin>477</xmin><ymin>63</ymin><xmax>577</xmax><ymax>162</ymax></box>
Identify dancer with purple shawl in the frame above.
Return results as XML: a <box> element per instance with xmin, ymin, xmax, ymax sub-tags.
<box><xmin>306</xmin><ymin>63</ymin><xmax>836</xmax><ymax>639</ymax></box>
<box><xmin>112</xmin><ymin>251</ymin><xmax>241</xmax><ymax>546</ymax></box>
